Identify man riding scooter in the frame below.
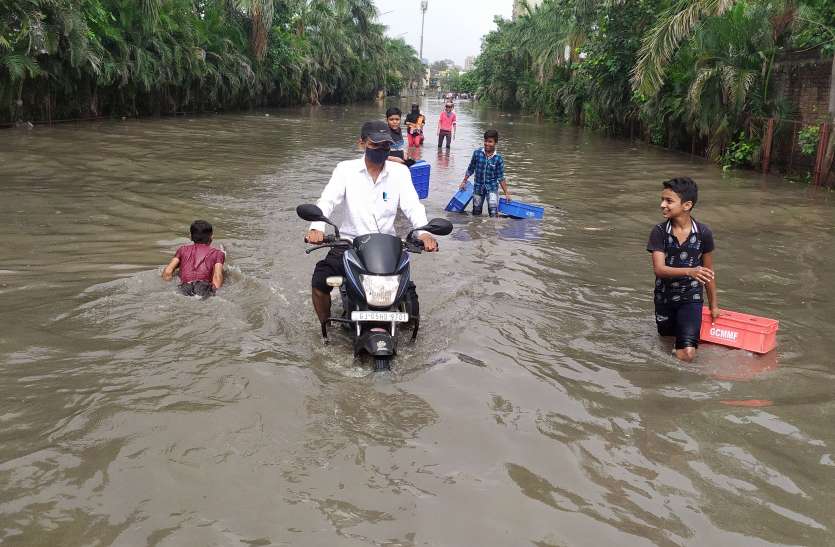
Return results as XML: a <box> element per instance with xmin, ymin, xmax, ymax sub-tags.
<box><xmin>306</xmin><ymin>120</ymin><xmax>438</xmax><ymax>338</ymax></box>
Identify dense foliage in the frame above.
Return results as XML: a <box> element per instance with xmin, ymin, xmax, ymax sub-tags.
<box><xmin>0</xmin><ymin>0</ymin><xmax>425</xmax><ymax>123</ymax></box>
<box><xmin>472</xmin><ymin>0</ymin><xmax>834</xmax><ymax>163</ymax></box>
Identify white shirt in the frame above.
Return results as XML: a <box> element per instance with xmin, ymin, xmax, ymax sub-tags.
<box><xmin>311</xmin><ymin>158</ymin><xmax>429</xmax><ymax>240</ymax></box>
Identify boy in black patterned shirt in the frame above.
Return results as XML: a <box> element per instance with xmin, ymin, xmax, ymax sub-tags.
<box><xmin>646</xmin><ymin>177</ymin><xmax>719</xmax><ymax>362</ymax></box>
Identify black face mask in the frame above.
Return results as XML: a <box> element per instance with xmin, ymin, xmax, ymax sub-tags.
<box><xmin>365</xmin><ymin>146</ymin><xmax>389</xmax><ymax>165</ymax></box>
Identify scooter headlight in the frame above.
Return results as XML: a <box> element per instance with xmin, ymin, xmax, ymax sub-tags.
<box><xmin>360</xmin><ymin>275</ymin><xmax>401</xmax><ymax>307</ymax></box>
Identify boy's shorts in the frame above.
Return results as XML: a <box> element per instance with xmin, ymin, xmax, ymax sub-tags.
<box><xmin>312</xmin><ymin>248</ymin><xmax>346</xmax><ymax>293</ymax></box>
<box><xmin>180</xmin><ymin>280</ymin><xmax>215</xmax><ymax>298</ymax></box>
<box><xmin>655</xmin><ymin>301</ymin><xmax>702</xmax><ymax>349</ymax></box>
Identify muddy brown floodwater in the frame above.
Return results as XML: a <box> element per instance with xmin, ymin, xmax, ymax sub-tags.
<box><xmin>1</xmin><ymin>100</ymin><xmax>835</xmax><ymax>546</ymax></box>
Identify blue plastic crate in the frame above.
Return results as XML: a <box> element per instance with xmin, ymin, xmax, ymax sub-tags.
<box><xmin>445</xmin><ymin>182</ymin><xmax>474</xmax><ymax>212</ymax></box>
<box><xmin>409</xmin><ymin>160</ymin><xmax>430</xmax><ymax>199</ymax></box>
<box><xmin>498</xmin><ymin>198</ymin><xmax>544</xmax><ymax>219</ymax></box>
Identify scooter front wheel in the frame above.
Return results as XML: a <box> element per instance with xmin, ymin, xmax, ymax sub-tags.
<box><xmin>373</xmin><ymin>356</ymin><xmax>392</xmax><ymax>372</ymax></box>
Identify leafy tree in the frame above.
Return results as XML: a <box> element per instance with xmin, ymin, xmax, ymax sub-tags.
<box><xmin>0</xmin><ymin>0</ymin><xmax>424</xmax><ymax>122</ymax></box>
<box><xmin>429</xmin><ymin>59</ymin><xmax>455</xmax><ymax>77</ymax></box>
<box><xmin>469</xmin><ymin>0</ymin><xmax>831</xmax><ymax>167</ymax></box>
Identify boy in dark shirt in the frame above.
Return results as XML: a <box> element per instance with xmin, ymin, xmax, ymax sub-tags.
<box><xmin>385</xmin><ymin>107</ymin><xmax>416</xmax><ymax>166</ymax></box>
<box><xmin>162</xmin><ymin>220</ymin><xmax>225</xmax><ymax>297</ymax></box>
<box><xmin>646</xmin><ymin>177</ymin><xmax>718</xmax><ymax>362</ymax></box>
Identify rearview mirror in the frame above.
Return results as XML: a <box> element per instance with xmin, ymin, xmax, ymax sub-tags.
<box><xmin>296</xmin><ymin>204</ymin><xmax>326</xmax><ymax>222</ymax></box>
<box><xmin>417</xmin><ymin>218</ymin><xmax>453</xmax><ymax>236</ymax></box>
<box><xmin>297</xmin><ymin>203</ymin><xmax>340</xmax><ymax>238</ymax></box>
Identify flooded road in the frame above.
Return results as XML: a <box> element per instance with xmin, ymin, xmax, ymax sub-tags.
<box><xmin>2</xmin><ymin>100</ymin><xmax>835</xmax><ymax>546</ymax></box>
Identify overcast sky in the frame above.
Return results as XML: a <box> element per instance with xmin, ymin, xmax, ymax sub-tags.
<box><xmin>374</xmin><ymin>0</ymin><xmax>513</xmax><ymax>66</ymax></box>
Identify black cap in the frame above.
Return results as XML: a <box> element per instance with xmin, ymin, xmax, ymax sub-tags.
<box><xmin>360</xmin><ymin>120</ymin><xmax>395</xmax><ymax>144</ymax></box>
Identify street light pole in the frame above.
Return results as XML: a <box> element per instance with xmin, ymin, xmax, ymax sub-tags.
<box><xmin>419</xmin><ymin>1</ymin><xmax>428</xmax><ymax>94</ymax></box>
<box><xmin>419</xmin><ymin>1</ymin><xmax>428</xmax><ymax>60</ymax></box>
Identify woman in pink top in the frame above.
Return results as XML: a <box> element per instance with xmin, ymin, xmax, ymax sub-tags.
<box><xmin>437</xmin><ymin>102</ymin><xmax>457</xmax><ymax>149</ymax></box>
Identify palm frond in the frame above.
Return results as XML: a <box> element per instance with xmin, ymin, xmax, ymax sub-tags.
<box><xmin>1</xmin><ymin>53</ymin><xmax>42</xmax><ymax>81</ymax></box>
<box><xmin>688</xmin><ymin>66</ymin><xmax>716</xmax><ymax>109</ymax></box>
<box><xmin>632</xmin><ymin>0</ymin><xmax>738</xmax><ymax>97</ymax></box>
<box><xmin>720</xmin><ymin>63</ymin><xmax>737</xmax><ymax>104</ymax></box>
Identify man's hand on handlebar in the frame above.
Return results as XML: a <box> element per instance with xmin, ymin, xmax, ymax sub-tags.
<box><xmin>306</xmin><ymin>229</ymin><xmax>325</xmax><ymax>244</ymax></box>
<box><xmin>419</xmin><ymin>233</ymin><xmax>438</xmax><ymax>252</ymax></box>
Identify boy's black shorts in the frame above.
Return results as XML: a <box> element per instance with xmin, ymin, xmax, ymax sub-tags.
<box><xmin>311</xmin><ymin>248</ymin><xmax>346</xmax><ymax>293</ymax></box>
<box><xmin>655</xmin><ymin>302</ymin><xmax>702</xmax><ymax>349</ymax></box>
<box><xmin>180</xmin><ymin>280</ymin><xmax>215</xmax><ymax>298</ymax></box>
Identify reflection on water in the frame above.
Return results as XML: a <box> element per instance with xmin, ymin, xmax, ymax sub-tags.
<box><xmin>1</xmin><ymin>101</ymin><xmax>834</xmax><ymax>545</ymax></box>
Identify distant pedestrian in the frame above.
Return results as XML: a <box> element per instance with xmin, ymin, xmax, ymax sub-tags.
<box><xmin>405</xmin><ymin>103</ymin><xmax>425</xmax><ymax>148</ymax></box>
<box><xmin>646</xmin><ymin>177</ymin><xmax>719</xmax><ymax>362</ymax></box>
<box><xmin>162</xmin><ymin>220</ymin><xmax>225</xmax><ymax>297</ymax></box>
<box><xmin>437</xmin><ymin>102</ymin><xmax>456</xmax><ymax>149</ymax></box>
<box><xmin>459</xmin><ymin>129</ymin><xmax>510</xmax><ymax>217</ymax></box>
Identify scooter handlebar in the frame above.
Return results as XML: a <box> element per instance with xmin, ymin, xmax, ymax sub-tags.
<box><xmin>305</xmin><ymin>234</ymin><xmax>337</xmax><ymax>244</ymax></box>
<box><xmin>304</xmin><ymin>235</ymin><xmax>350</xmax><ymax>254</ymax></box>
<box><xmin>305</xmin><ymin>235</ymin><xmax>436</xmax><ymax>254</ymax></box>
<box><xmin>405</xmin><ymin>238</ymin><xmax>428</xmax><ymax>254</ymax></box>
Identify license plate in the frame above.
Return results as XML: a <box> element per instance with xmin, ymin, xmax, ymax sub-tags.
<box><xmin>351</xmin><ymin>311</ymin><xmax>409</xmax><ymax>322</ymax></box>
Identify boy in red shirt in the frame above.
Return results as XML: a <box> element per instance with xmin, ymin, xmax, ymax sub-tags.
<box><xmin>437</xmin><ymin>102</ymin><xmax>457</xmax><ymax>149</ymax></box>
<box><xmin>162</xmin><ymin>220</ymin><xmax>225</xmax><ymax>297</ymax></box>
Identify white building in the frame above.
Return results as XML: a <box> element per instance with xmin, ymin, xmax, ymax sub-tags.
<box><xmin>464</xmin><ymin>56</ymin><xmax>476</xmax><ymax>72</ymax></box>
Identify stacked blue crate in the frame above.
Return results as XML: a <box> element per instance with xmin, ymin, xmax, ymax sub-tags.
<box><xmin>409</xmin><ymin>160</ymin><xmax>431</xmax><ymax>199</ymax></box>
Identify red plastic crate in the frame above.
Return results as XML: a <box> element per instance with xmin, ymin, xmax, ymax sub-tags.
<box><xmin>700</xmin><ymin>307</ymin><xmax>778</xmax><ymax>354</ymax></box>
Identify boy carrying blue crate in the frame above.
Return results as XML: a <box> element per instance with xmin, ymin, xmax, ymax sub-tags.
<box><xmin>646</xmin><ymin>177</ymin><xmax>719</xmax><ymax>362</ymax></box>
<box><xmin>459</xmin><ymin>129</ymin><xmax>510</xmax><ymax>217</ymax></box>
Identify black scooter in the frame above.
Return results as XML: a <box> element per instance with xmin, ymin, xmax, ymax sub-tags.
<box><xmin>298</xmin><ymin>204</ymin><xmax>453</xmax><ymax>371</ymax></box>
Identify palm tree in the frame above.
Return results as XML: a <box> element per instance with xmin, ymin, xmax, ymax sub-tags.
<box><xmin>682</xmin><ymin>2</ymin><xmax>771</xmax><ymax>158</ymax></box>
<box><xmin>234</xmin><ymin>0</ymin><xmax>275</xmax><ymax>61</ymax></box>
<box><xmin>513</xmin><ymin>1</ymin><xmax>571</xmax><ymax>82</ymax></box>
<box><xmin>1</xmin><ymin>0</ymin><xmax>102</xmax><ymax>119</ymax></box>
<box><xmin>1</xmin><ymin>0</ymin><xmax>420</xmax><ymax>122</ymax></box>
<box><xmin>632</xmin><ymin>0</ymin><xmax>739</xmax><ymax>97</ymax></box>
